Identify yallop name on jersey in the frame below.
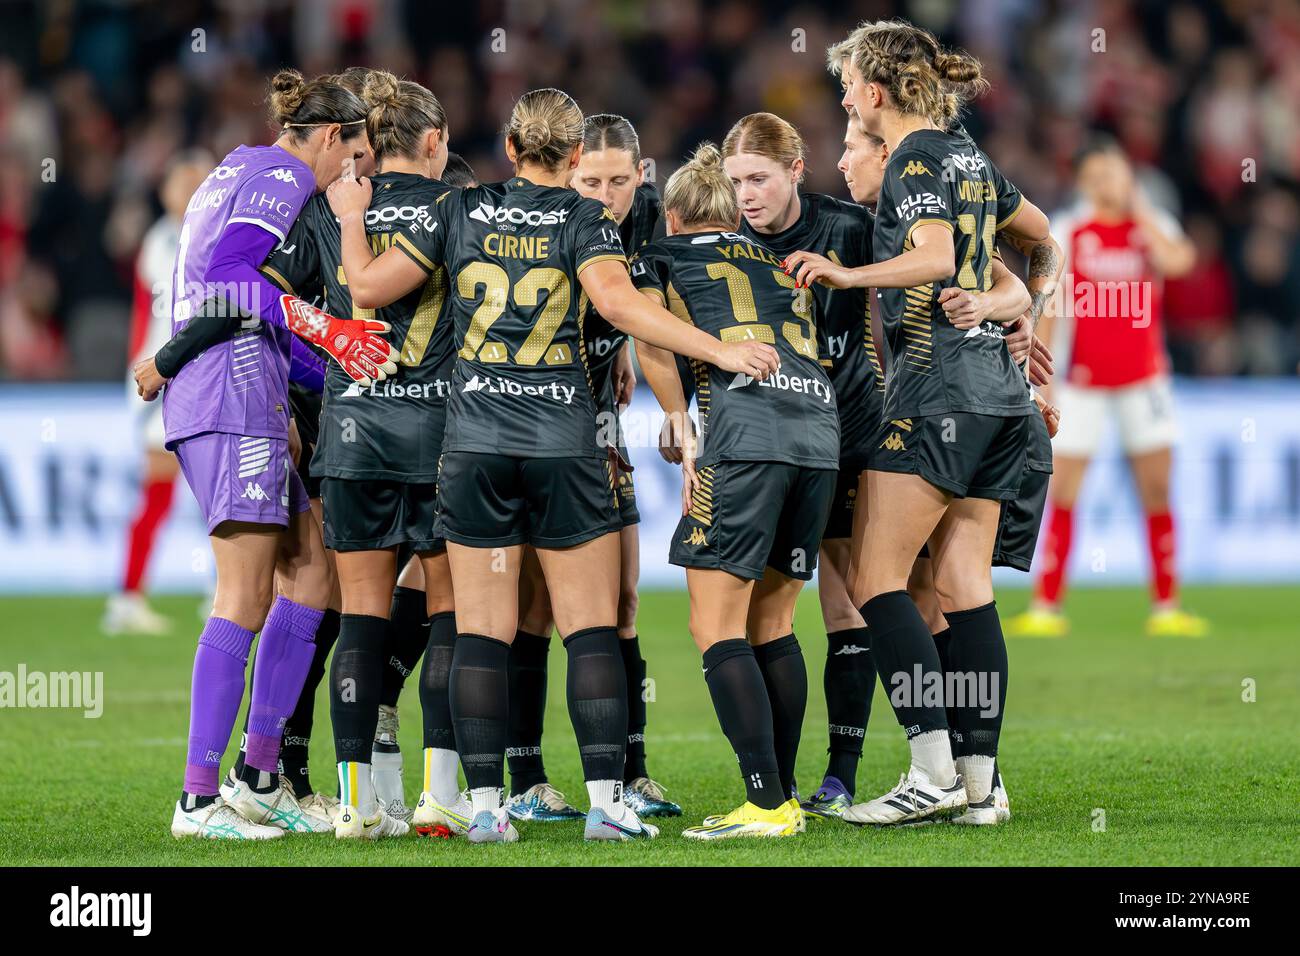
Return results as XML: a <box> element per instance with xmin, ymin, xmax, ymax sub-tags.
<box><xmin>340</xmin><ymin>379</ymin><xmax>451</xmax><ymax>399</ymax></box>
<box><xmin>895</xmin><ymin>192</ymin><xmax>948</xmax><ymax>223</ymax></box>
<box><xmin>461</xmin><ymin>374</ymin><xmax>577</xmax><ymax>405</ymax></box>
<box><xmin>728</xmin><ymin>368</ymin><xmax>833</xmax><ymax>404</ymax></box>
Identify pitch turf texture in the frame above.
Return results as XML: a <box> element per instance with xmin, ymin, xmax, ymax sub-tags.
<box><xmin>1</xmin><ymin>586</ymin><xmax>1295</xmax><ymax>866</ymax></box>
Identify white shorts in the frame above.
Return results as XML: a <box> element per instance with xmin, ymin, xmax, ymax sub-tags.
<box><xmin>1052</xmin><ymin>375</ymin><xmax>1179</xmax><ymax>458</ymax></box>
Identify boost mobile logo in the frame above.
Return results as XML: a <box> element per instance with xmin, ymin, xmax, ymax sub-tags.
<box><xmin>469</xmin><ymin>202</ymin><xmax>569</xmax><ymax>226</ymax></box>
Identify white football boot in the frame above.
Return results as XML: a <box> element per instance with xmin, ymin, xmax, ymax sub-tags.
<box><xmin>413</xmin><ymin>789</ymin><xmax>473</xmax><ymax>838</ymax></box>
<box><xmin>220</xmin><ymin>771</ymin><xmax>332</xmax><ymax>833</ymax></box>
<box><xmin>170</xmin><ymin>798</ymin><xmax>282</xmax><ymax>840</ymax></box>
<box><xmin>843</xmin><ymin>768</ymin><xmax>968</xmax><ymax>826</ymax></box>
<box><xmin>334</xmin><ymin>803</ymin><xmax>410</xmax><ymax>840</ymax></box>
<box><xmin>466</xmin><ymin>807</ymin><xmax>520</xmax><ymax>844</ymax></box>
<box><xmin>102</xmin><ymin>593</ymin><xmax>171</xmax><ymax>636</ymax></box>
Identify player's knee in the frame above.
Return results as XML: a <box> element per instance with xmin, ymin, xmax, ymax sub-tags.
<box><xmin>213</xmin><ymin>582</ymin><xmax>274</xmax><ymax>632</ymax></box>
<box><xmin>931</xmin><ymin>570</ymin><xmax>992</xmax><ymax>617</ymax></box>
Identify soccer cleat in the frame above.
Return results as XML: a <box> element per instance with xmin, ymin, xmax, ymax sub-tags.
<box><xmin>413</xmin><ymin>790</ymin><xmax>472</xmax><ymax>838</ymax></box>
<box><xmin>334</xmin><ymin>803</ymin><xmax>410</xmax><ymax>840</ymax></box>
<box><xmin>1146</xmin><ymin>608</ymin><xmax>1209</xmax><ymax>638</ymax></box>
<box><xmin>101</xmin><ymin>593</ymin><xmax>171</xmax><ymax>636</ymax></box>
<box><xmin>682</xmin><ymin>801</ymin><xmax>803</xmax><ymax>841</ymax></box>
<box><xmin>801</xmin><ymin>775</ymin><xmax>854</xmax><ymax>821</ymax></box>
<box><xmin>170</xmin><ymin>798</ymin><xmax>283</xmax><ymax>840</ymax></box>
<box><xmin>951</xmin><ymin>792</ymin><xmax>1002</xmax><ymax>826</ymax></box>
<box><xmin>467</xmin><ymin>808</ymin><xmax>519</xmax><ymax>844</ymax></box>
<box><xmin>220</xmin><ymin>772</ymin><xmax>332</xmax><ymax>833</ymax></box>
<box><xmin>1005</xmin><ymin>607</ymin><xmax>1068</xmax><ymax>638</ymax></box>
<box><xmin>505</xmin><ymin>782</ymin><xmax>585</xmax><ymax>822</ymax></box>
<box><xmin>843</xmin><ymin>768</ymin><xmax>968</xmax><ymax>826</ymax></box>
<box><xmin>622</xmin><ymin>777</ymin><xmax>682</xmax><ymax>817</ymax></box>
<box><xmin>585</xmin><ymin>805</ymin><xmax>659</xmax><ymax>841</ymax></box>
<box><xmin>281</xmin><ymin>777</ymin><xmax>339</xmax><ymax>826</ymax></box>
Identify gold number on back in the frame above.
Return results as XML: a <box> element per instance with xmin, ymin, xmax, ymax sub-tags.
<box><xmin>457</xmin><ymin>262</ymin><xmax>510</xmax><ymax>361</ymax></box>
<box><xmin>514</xmin><ymin>267</ymin><xmax>571</xmax><ymax>366</ymax></box>
<box><xmin>398</xmin><ymin>266</ymin><xmax>448</xmax><ymax>366</ymax></box>
<box><xmin>772</xmin><ymin>269</ymin><xmax>817</xmax><ymax>359</ymax></box>
<box><xmin>956</xmin><ymin>213</ymin><xmax>996</xmax><ymax>291</ymax></box>
<box><xmin>455</xmin><ymin>264</ymin><xmax>573</xmax><ymax>365</ymax></box>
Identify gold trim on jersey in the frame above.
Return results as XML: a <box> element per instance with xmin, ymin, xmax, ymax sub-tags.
<box><xmin>260</xmin><ymin>265</ymin><xmax>293</xmax><ymax>295</ymax></box>
<box><xmin>996</xmin><ymin>194</ymin><xmax>1026</xmax><ymax>230</ymax></box>
<box><xmin>639</xmin><ymin>287</ymin><xmax>667</xmax><ymax>307</ymax></box>
<box><xmin>394</xmin><ymin>231</ymin><xmax>437</xmax><ymax>272</ymax></box>
<box><xmin>864</xmin><ymin>288</ymin><xmax>885</xmax><ymax>391</ymax></box>
<box><xmin>576</xmin><ymin>253</ymin><xmax>628</xmax><ymax>276</ymax></box>
<box><xmin>905</xmin><ymin>217</ymin><xmax>955</xmax><ymax>247</ymax></box>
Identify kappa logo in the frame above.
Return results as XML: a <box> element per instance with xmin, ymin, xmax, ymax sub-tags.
<box><xmin>206</xmin><ymin>162</ymin><xmax>246</xmax><ymax>181</ymax></box>
<box><xmin>880</xmin><ymin>432</ymin><xmax>906</xmax><ymax>452</ymax></box>
<box><xmin>834</xmin><ymin>644</ymin><xmax>869</xmax><ymax>656</ymax></box>
<box><xmin>963</xmin><ymin>322</ymin><xmax>1006</xmax><ymax>340</ymax></box>
<box><xmin>241</xmin><ymin>482</ymin><xmax>269</xmax><ymax>501</ymax></box>
<box><xmin>264</xmin><ymin>167</ymin><xmax>299</xmax><ymax>186</ymax></box>
<box><xmin>468</xmin><ymin>202</ymin><xmax>569</xmax><ymax>226</ymax></box>
<box><xmin>681</xmin><ymin>527</ymin><xmax>708</xmax><ymax>547</ymax></box>
<box><xmin>899</xmin><ymin>160</ymin><xmax>934</xmax><ymax>178</ymax></box>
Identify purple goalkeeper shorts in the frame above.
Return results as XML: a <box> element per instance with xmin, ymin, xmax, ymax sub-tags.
<box><xmin>176</xmin><ymin>431</ymin><xmax>310</xmax><ymax>534</ymax></box>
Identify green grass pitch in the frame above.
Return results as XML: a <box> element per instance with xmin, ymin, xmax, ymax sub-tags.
<box><xmin>1</xmin><ymin>585</ymin><xmax>1296</xmax><ymax>866</ymax></box>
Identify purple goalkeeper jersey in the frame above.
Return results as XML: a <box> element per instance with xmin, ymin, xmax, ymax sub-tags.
<box><xmin>163</xmin><ymin>144</ymin><xmax>315</xmax><ymax>447</ymax></box>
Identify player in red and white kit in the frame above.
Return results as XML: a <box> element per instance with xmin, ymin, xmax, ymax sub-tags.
<box><xmin>102</xmin><ymin>151</ymin><xmax>213</xmax><ymax>636</ymax></box>
<box><xmin>1009</xmin><ymin>136</ymin><xmax>1208</xmax><ymax>638</ymax></box>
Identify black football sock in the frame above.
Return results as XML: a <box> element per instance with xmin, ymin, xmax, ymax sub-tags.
<box><xmin>180</xmin><ymin>791</ymin><xmax>218</xmax><ymax>811</ymax></box>
<box><xmin>859</xmin><ymin>591</ymin><xmax>948</xmax><ymax>738</ymax></box>
<box><xmin>930</xmin><ymin>626</ymin><xmax>963</xmax><ymax>757</ymax></box>
<box><xmin>753</xmin><ymin>634</ymin><xmax>806</xmax><ymax>801</ymax></box>
<box><xmin>702</xmin><ymin>639</ymin><xmax>783</xmax><ymax>810</ymax></box>
<box><xmin>329</xmin><ymin>614</ymin><xmax>387</xmax><ymax>764</ymax></box>
<box><xmin>506</xmin><ymin>629</ymin><xmax>550</xmax><ymax>795</ymax></box>
<box><xmin>563</xmin><ymin>627</ymin><xmax>628</xmax><ymax>785</ymax></box>
<box><xmin>823</xmin><ymin>626</ymin><xmax>874</xmax><ymax>793</ymax></box>
<box><xmin>379</xmin><ymin>586</ymin><xmax>430</xmax><ymax>710</ymax></box>
<box><xmin>448</xmin><ymin>634</ymin><xmax>511</xmax><ymax>792</ymax></box>
<box><xmin>943</xmin><ymin>602</ymin><xmax>1009</xmax><ymax>759</ymax></box>
<box><xmin>279</xmin><ymin>608</ymin><xmax>340</xmax><ymax>798</ymax></box>
<box><xmin>418</xmin><ymin>612</ymin><xmax>457</xmax><ymax>752</ymax></box>
<box><xmin>620</xmin><ymin>636</ymin><xmax>648</xmax><ymax>782</ymax></box>
<box><xmin>236</xmin><ymin>762</ymin><xmax>278</xmax><ymax>793</ymax></box>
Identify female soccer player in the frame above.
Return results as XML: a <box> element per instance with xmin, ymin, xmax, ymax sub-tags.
<box><xmin>327</xmin><ymin>88</ymin><xmax>778</xmax><ymax>844</ymax></box>
<box><xmin>150</xmin><ymin>70</ymin><xmax>398</xmax><ymax>840</ymax></box>
<box><xmin>833</xmin><ymin>108</ymin><xmax>1060</xmax><ymax>825</ymax></box>
<box><xmin>252</xmin><ymin>70</ymin><xmax>460</xmax><ymax>839</ymax></box>
<box><xmin>720</xmin><ymin>111</ymin><xmax>881</xmax><ymax>821</ymax></box>
<box><xmin>503</xmin><ymin>113</ymin><xmax>681</xmax><ymax>823</ymax></box>
<box><xmin>786</xmin><ymin>21</ymin><xmax>1051</xmax><ymax>825</ymax></box>
<box><xmin>632</xmin><ymin>143</ymin><xmax>839</xmax><ymax>840</ymax></box>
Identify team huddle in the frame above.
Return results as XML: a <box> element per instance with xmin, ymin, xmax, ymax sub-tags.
<box><xmin>136</xmin><ymin>18</ymin><xmax>1075</xmax><ymax>844</ymax></box>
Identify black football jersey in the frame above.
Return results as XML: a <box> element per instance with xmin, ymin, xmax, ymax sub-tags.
<box><xmin>741</xmin><ymin>193</ymin><xmax>884</xmax><ymax>462</ymax></box>
<box><xmin>396</xmin><ymin>177</ymin><xmax>626</xmax><ymax>458</ymax></box>
<box><xmin>261</xmin><ymin>171</ymin><xmax>455</xmax><ymax>481</ymax></box>
<box><xmin>584</xmin><ymin>182</ymin><xmax>664</xmax><ymax>402</ymax></box>
<box><xmin>874</xmin><ymin>129</ymin><xmax>1032</xmax><ymax>420</ymax></box>
<box><xmin>631</xmin><ymin>232</ymin><xmax>839</xmax><ymax>469</ymax></box>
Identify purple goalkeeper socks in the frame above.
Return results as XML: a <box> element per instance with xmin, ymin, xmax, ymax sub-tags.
<box><xmin>246</xmin><ymin>597</ymin><xmax>323</xmax><ymax>773</ymax></box>
<box><xmin>184</xmin><ymin>617</ymin><xmax>255</xmax><ymax>795</ymax></box>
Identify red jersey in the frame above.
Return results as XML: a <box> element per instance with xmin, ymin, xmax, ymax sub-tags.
<box><xmin>1054</xmin><ymin>204</ymin><xmax>1181</xmax><ymax>387</ymax></box>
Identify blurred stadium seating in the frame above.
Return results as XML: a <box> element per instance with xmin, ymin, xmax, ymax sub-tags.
<box><xmin>1</xmin><ymin>0</ymin><xmax>1299</xmax><ymax>381</ymax></box>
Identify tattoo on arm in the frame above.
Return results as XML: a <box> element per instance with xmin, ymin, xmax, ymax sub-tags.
<box><xmin>1028</xmin><ymin>242</ymin><xmax>1058</xmax><ymax>281</ymax></box>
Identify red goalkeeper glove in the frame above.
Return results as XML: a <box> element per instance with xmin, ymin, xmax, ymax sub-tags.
<box><xmin>280</xmin><ymin>294</ymin><xmax>398</xmax><ymax>386</ymax></box>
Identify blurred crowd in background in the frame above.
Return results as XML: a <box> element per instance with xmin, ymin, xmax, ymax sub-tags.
<box><xmin>1</xmin><ymin>0</ymin><xmax>1299</xmax><ymax>382</ymax></box>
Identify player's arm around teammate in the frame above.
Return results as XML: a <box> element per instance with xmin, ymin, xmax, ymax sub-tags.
<box><xmin>331</xmin><ymin>89</ymin><xmax>777</xmax><ymax>844</ymax></box>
